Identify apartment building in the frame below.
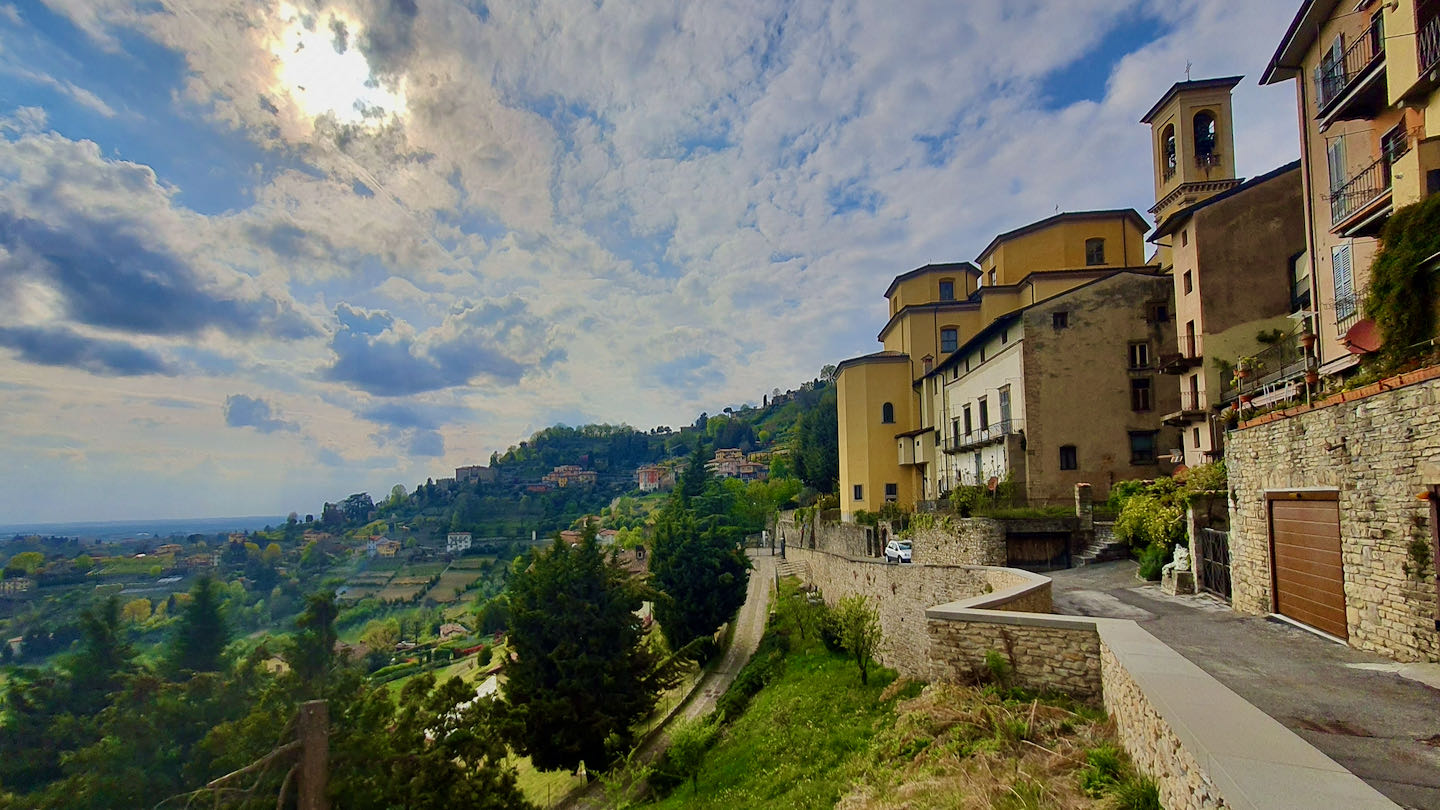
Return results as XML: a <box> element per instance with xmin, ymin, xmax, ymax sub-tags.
<box><xmin>836</xmin><ymin>211</ymin><xmax>1153</xmax><ymax>520</ymax></box>
<box><xmin>921</xmin><ymin>271</ymin><xmax>1180</xmax><ymax>504</ymax></box>
<box><xmin>1263</xmin><ymin>0</ymin><xmax>1440</xmax><ymax>374</ymax></box>
<box><xmin>1141</xmin><ymin>77</ymin><xmax>1309</xmax><ymax>466</ymax></box>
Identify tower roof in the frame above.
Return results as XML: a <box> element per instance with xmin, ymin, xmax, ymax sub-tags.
<box><xmin>1140</xmin><ymin>76</ymin><xmax>1244</xmax><ymax>124</ymax></box>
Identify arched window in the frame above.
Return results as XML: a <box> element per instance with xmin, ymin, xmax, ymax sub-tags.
<box><xmin>1161</xmin><ymin>124</ymin><xmax>1177</xmax><ymax>178</ymax></box>
<box><xmin>881</xmin><ymin>402</ymin><xmax>895</xmax><ymax>424</ymax></box>
<box><xmin>1194</xmin><ymin>111</ymin><xmax>1218</xmax><ymax>165</ymax></box>
<box><xmin>1085</xmin><ymin>238</ymin><xmax>1106</xmax><ymax>266</ymax></box>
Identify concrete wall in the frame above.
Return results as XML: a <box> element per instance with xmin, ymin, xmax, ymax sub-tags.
<box><xmin>1227</xmin><ymin>373</ymin><xmax>1440</xmax><ymax>663</ymax></box>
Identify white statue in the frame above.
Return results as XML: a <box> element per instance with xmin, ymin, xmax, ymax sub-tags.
<box><xmin>1170</xmin><ymin>546</ymin><xmax>1191</xmax><ymax>573</ymax></box>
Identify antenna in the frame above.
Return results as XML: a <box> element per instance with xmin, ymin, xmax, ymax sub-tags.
<box><xmin>1185</xmin><ymin>60</ymin><xmax>1193</xmax><ymax>81</ymax></box>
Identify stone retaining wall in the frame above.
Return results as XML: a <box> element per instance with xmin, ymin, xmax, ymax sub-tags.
<box><xmin>927</xmin><ymin>615</ymin><xmax>1101</xmax><ymax>699</ymax></box>
<box><xmin>1227</xmin><ymin>375</ymin><xmax>1440</xmax><ymax>662</ymax></box>
<box><xmin>910</xmin><ymin>517</ymin><xmax>1007</xmax><ymax>566</ymax></box>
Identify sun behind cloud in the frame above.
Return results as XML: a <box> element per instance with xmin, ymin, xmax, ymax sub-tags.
<box><xmin>265</xmin><ymin>2</ymin><xmax>406</xmax><ymax>129</ymax></box>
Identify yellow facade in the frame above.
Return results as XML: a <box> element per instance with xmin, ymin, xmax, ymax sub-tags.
<box><xmin>1263</xmin><ymin>0</ymin><xmax>1440</xmax><ymax>376</ymax></box>
<box><xmin>836</xmin><ymin>355</ymin><xmax>916</xmax><ymax>518</ymax></box>
<box><xmin>836</xmin><ymin>211</ymin><xmax>1153</xmax><ymax>520</ymax></box>
<box><xmin>1141</xmin><ymin>77</ymin><xmax>1243</xmax><ymax>228</ymax></box>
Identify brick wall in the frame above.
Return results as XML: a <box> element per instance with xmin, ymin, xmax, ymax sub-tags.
<box><xmin>1227</xmin><ymin>375</ymin><xmax>1440</xmax><ymax>663</ymax></box>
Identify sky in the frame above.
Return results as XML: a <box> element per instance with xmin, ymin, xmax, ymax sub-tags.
<box><xmin>0</xmin><ymin>0</ymin><xmax>1303</xmax><ymax>523</ymax></box>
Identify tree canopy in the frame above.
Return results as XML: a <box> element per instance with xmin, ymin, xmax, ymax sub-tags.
<box><xmin>503</xmin><ymin>525</ymin><xmax>672</xmax><ymax>772</ymax></box>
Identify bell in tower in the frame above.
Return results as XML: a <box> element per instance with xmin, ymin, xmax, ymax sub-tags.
<box><xmin>1141</xmin><ymin>76</ymin><xmax>1244</xmax><ymax>230</ymax></box>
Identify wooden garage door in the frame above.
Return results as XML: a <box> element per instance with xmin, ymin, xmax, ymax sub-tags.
<box><xmin>1269</xmin><ymin>495</ymin><xmax>1347</xmax><ymax>639</ymax></box>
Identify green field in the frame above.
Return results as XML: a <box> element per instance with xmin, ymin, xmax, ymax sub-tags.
<box><xmin>422</xmin><ymin>569</ymin><xmax>484</xmax><ymax>603</ymax></box>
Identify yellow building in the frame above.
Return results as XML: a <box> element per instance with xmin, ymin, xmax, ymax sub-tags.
<box><xmin>836</xmin><ymin>211</ymin><xmax>1151</xmax><ymax>520</ymax></box>
<box><xmin>1263</xmin><ymin>0</ymin><xmax>1440</xmax><ymax>375</ymax></box>
<box><xmin>1141</xmin><ymin>77</ymin><xmax>1308</xmax><ymax>466</ymax></box>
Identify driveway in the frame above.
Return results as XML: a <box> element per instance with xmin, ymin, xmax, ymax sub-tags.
<box><xmin>1051</xmin><ymin>561</ymin><xmax>1440</xmax><ymax>810</ymax></box>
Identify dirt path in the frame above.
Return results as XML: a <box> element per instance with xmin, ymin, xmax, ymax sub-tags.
<box><xmin>562</xmin><ymin>551</ymin><xmax>777</xmax><ymax>809</ymax></box>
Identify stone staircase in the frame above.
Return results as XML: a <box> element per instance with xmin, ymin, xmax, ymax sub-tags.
<box><xmin>775</xmin><ymin>559</ymin><xmax>811</xmax><ymax>582</ymax></box>
<box><xmin>1074</xmin><ymin>521</ymin><xmax>1129</xmax><ymax>566</ymax></box>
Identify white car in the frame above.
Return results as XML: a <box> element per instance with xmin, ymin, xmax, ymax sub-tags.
<box><xmin>884</xmin><ymin>539</ymin><xmax>912</xmax><ymax>563</ymax></box>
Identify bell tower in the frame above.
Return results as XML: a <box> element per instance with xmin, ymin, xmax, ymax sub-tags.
<box><xmin>1142</xmin><ymin>76</ymin><xmax>1243</xmax><ymax>230</ymax></box>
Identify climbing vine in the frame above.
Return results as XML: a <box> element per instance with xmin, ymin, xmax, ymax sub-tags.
<box><xmin>1366</xmin><ymin>194</ymin><xmax>1440</xmax><ymax>360</ymax></box>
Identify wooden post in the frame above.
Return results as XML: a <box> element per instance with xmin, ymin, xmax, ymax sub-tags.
<box><xmin>297</xmin><ymin>700</ymin><xmax>329</xmax><ymax>810</ymax></box>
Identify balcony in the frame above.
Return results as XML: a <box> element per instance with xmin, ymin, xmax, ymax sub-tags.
<box><xmin>942</xmin><ymin>419</ymin><xmax>1023</xmax><ymax>454</ymax></box>
<box><xmin>1329</xmin><ymin>152</ymin><xmax>1394</xmax><ymax>233</ymax></box>
<box><xmin>1313</xmin><ymin>16</ymin><xmax>1388</xmax><ymax>124</ymax></box>
<box><xmin>1219</xmin><ymin>334</ymin><xmax>1312</xmax><ymax>404</ymax></box>
<box><xmin>1421</xmin><ymin>10</ymin><xmax>1440</xmax><ymax>78</ymax></box>
<box><xmin>1335</xmin><ymin>290</ymin><xmax>1362</xmax><ymax>335</ymax></box>
<box><xmin>1162</xmin><ymin>390</ymin><xmax>1208</xmax><ymax>425</ymax></box>
<box><xmin>1159</xmin><ymin>334</ymin><xmax>1203</xmax><ymax>374</ymax></box>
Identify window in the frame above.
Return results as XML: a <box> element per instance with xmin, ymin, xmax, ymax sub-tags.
<box><xmin>1193</xmin><ymin>111</ymin><xmax>1218</xmax><ymax>164</ymax></box>
<box><xmin>1183</xmin><ymin>271</ymin><xmax>1193</xmax><ymax>295</ymax></box>
<box><xmin>1290</xmin><ymin>252</ymin><xmax>1311</xmax><ymax>313</ymax></box>
<box><xmin>853</xmin><ymin>484</ymin><xmax>864</xmax><ymax>502</ymax></box>
<box><xmin>1000</xmin><ymin>327</ymin><xmax>1008</xmax><ymax>344</ymax></box>
<box><xmin>1326</xmin><ymin>135</ymin><xmax>1347</xmax><ymax>194</ymax></box>
<box><xmin>1059</xmin><ymin>445</ymin><xmax>1078</xmax><ymax>471</ymax></box>
<box><xmin>1130</xmin><ymin>378</ymin><xmax>1153</xmax><ymax>412</ymax></box>
<box><xmin>881</xmin><ymin>402</ymin><xmax>895</xmax><ymax>424</ymax></box>
<box><xmin>939</xmin><ymin>279</ymin><xmax>955</xmax><ymax>301</ymax></box>
<box><xmin>1146</xmin><ymin>302</ymin><xmax>1170</xmax><ymax>323</ymax></box>
<box><xmin>951</xmin><ymin>418</ymin><xmax>960</xmax><ymax>444</ymax></box>
<box><xmin>884</xmin><ymin>483</ymin><xmax>898</xmax><ymax>502</ymax></box>
<box><xmin>1181</xmin><ymin>228</ymin><xmax>1188</xmax><ymax>247</ymax></box>
<box><xmin>941</xmin><ymin>328</ymin><xmax>958</xmax><ymax>353</ymax></box>
<box><xmin>1052</xmin><ymin>311</ymin><xmax>1069</xmax><ymax>329</ymax></box>
<box><xmin>988</xmin><ymin>269</ymin><xmax>997</xmax><ymax>287</ymax></box>
<box><xmin>1333</xmin><ymin>244</ymin><xmax>1355</xmax><ymax>322</ymax></box>
<box><xmin>978</xmin><ymin>398</ymin><xmax>989</xmax><ymax>430</ymax></box>
<box><xmin>1085</xmin><ymin>238</ymin><xmax>1106</xmax><ymax>266</ymax></box>
<box><xmin>1128</xmin><ymin>341</ymin><xmax>1150</xmax><ymax>369</ymax></box>
<box><xmin>963</xmin><ymin>405</ymin><xmax>973</xmax><ymax>436</ymax></box>
<box><xmin>1161</xmin><ymin>124</ymin><xmax>1177</xmax><ymax>178</ymax></box>
<box><xmin>1130</xmin><ymin>431</ymin><xmax>1158</xmax><ymax>464</ymax></box>
<box><xmin>998</xmin><ymin>385</ymin><xmax>1011</xmax><ymax>427</ymax></box>
<box><xmin>1192</xmin><ymin>426</ymin><xmax>1202</xmax><ymax>449</ymax></box>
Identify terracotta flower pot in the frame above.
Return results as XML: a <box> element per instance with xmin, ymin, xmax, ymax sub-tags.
<box><xmin>1235</xmin><ymin>368</ymin><xmax>1249</xmax><ymax>379</ymax></box>
<box><xmin>1300</xmin><ymin>332</ymin><xmax>1317</xmax><ymax>351</ymax></box>
<box><xmin>1305</xmin><ymin>370</ymin><xmax>1320</xmax><ymax>385</ymax></box>
<box><xmin>1238</xmin><ymin>394</ymin><xmax>1253</xmax><ymax>405</ymax></box>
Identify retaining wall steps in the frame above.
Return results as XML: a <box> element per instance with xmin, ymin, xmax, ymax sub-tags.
<box><xmin>1075</xmin><ymin>524</ymin><xmax>1128</xmax><ymax>565</ymax></box>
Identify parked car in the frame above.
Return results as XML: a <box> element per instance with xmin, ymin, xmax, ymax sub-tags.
<box><xmin>884</xmin><ymin>539</ymin><xmax>912</xmax><ymax>563</ymax></box>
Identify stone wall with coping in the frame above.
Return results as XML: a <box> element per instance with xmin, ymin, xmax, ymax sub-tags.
<box><xmin>1227</xmin><ymin>375</ymin><xmax>1440</xmax><ymax>663</ymax></box>
<box><xmin>909</xmin><ymin>517</ymin><xmax>1007</xmax><ymax>566</ymax></box>
<box><xmin>919</xmin><ymin>608</ymin><xmax>1398</xmax><ymax>810</ymax></box>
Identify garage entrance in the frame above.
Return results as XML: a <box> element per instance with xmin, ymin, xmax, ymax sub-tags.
<box><xmin>1267</xmin><ymin>492</ymin><xmax>1347</xmax><ymax>640</ymax></box>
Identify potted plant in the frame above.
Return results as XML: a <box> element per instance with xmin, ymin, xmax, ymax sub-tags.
<box><xmin>1238</xmin><ymin>393</ymin><xmax>1253</xmax><ymax>406</ymax></box>
<box><xmin>1234</xmin><ymin>355</ymin><xmax>1259</xmax><ymax>378</ymax></box>
<box><xmin>1305</xmin><ymin>369</ymin><xmax>1320</xmax><ymax>386</ymax></box>
<box><xmin>1299</xmin><ymin>329</ymin><xmax>1317</xmax><ymax>351</ymax></box>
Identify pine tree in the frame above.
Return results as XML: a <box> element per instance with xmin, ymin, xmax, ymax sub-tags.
<box><xmin>503</xmin><ymin>524</ymin><xmax>670</xmax><ymax>773</ymax></box>
<box><xmin>165</xmin><ymin>576</ymin><xmax>229</xmax><ymax>676</ymax></box>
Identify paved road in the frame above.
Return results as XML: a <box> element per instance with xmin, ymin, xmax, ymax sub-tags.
<box><xmin>562</xmin><ymin>551</ymin><xmax>777</xmax><ymax>809</ymax></box>
<box><xmin>1052</xmin><ymin>561</ymin><xmax>1440</xmax><ymax>810</ymax></box>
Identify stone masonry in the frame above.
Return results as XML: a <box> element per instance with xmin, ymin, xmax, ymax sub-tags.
<box><xmin>909</xmin><ymin>517</ymin><xmax>1007</xmax><ymax>566</ymax></box>
<box><xmin>927</xmin><ymin>617</ymin><xmax>1101</xmax><ymax>700</ymax></box>
<box><xmin>1227</xmin><ymin>375</ymin><xmax>1440</xmax><ymax>662</ymax></box>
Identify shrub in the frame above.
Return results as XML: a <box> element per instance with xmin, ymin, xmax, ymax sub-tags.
<box><xmin>1367</xmin><ymin>194</ymin><xmax>1440</xmax><ymax>361</ymax></box>
<box><xmin>1136</xmin><ymin>544</ymin><xmax>1170</xmax><ymax>581</ymax></box>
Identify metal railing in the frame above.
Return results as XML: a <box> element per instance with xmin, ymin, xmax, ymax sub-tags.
<box><xmin>1174</xmin><ymin>389</ymin><xmax>1204</xmax><ymax>412</ymax></box>
<box><xmin>1314</xmin><ymin>16</ymin><xmax>1385</xmax><ymax>111</ymax></box>
<box><xmin>1220</xmin><ymin>333</ymin><xmax>1311</xmax><ymax>401</ymax></box>
<box><xmin>1335</xmin><ymin>290</ymin><xmax>1362</xmax><ymax>333</ymax></box>
<box><xmin>1330</xmin><ymin>153</ymin><xmax>1393</xmax><ymax>226</ymax></box>
<box><xmin>1163</xmin><ymin>162</ymin><xmax>1176</xmax><ymax>182</ymax></box>
<box><xmin>1195</xmin><ymin>151</ymin><xmax>1222</xmax><ymax>169</ymax></box>
<box><xmin>1197</xmin><ymin>528</ymin><xmax>1232</xmax><ymax>602</ymax></box>
<box><xmin>945</xmin><ymin>419</ymin><xmax>1022</xmax><ymax>452</ymax></box>
<box><xmin>1421</xmin><ymin>11</ymin><xmax>1440</xmax><ymax>76</ymax></box>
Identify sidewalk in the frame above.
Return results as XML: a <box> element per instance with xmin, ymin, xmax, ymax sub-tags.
<box><xmin>1050</xmin><ymin>561</ymin><xmax>1440</xmax><ymax>810</ymax></box>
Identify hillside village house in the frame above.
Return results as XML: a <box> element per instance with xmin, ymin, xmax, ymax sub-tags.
<box><xmin>1139</xmin><ymin>77</ymin><xmax>1309</xmax><ymax>466</ymax></box>
<box><xmin>1262</xmin><ymin>0</ymin><xmax>1440</xmax><ymax>375</ymax></box>
<box><xmin>706</xmin><ymin>448</ymin><xmax>769</xmax><ymax>481</ymax></box>
<box><xmin>455</xmin><ymin>464</ymin><xmax>496</xmax><ymax>484</ymax></box>
<box><xmin>836</xmin><ymin>209</ymin><xmax>1170</xmax><ymax>518</ymax></box>
<box><xmin>636</xmin><ymin>464</ymin><xmax>674</xmax><ymax>492</ymax></box>
<box><xmin>542</xmin><ymin>465</ymin><xmax>597</xmax><ymax>487</ymax></box>
<box><xmin>367</xmin><ymin>537</ymin><xmax>400</xmax><ymax>558</ymax></box>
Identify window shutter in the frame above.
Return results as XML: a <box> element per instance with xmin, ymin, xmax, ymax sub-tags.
<box><xmin>1332</xmin><ymin>244</ymin><xmax>1354</xmax><ymax>320</ymax></box>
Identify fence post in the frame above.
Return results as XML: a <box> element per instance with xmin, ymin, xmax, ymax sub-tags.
<box><xmin>298</xmin><ymin>700</ymin><xmax>329</xmax><ymax>810</ymax></box>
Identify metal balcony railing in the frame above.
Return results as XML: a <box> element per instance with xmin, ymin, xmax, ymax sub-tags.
<box><xmin>1335</xmin><ymin>290</ymin><xmax>1362</xmax><ymax>333</ymax></box>
<box><xmin>1421</xmin><ymin>11</ymin><xmax>1440</xmax><ymax>76</ymax></box>
<box><xmin>1159</xmin><ymin>334</ymin><xmax>1202</xmax><ymax>374</ymax></box>
<box><xmin>1175</xmin><ymin>390</ymin><xmax>1204</xmax><ymax>412</ymax></box>
<box><xmin>944</xmin><ymin>419</ymin><xmax>1022</xmax><ymax>453</ymax></box>
<box><xmin>1220</xmin><ymin>334</ymin><xmax>1311</xmax><ymax>402</ymax></box>
<box><xmin>1195</xmin><ymin>152</ymin><xmax>1222</xmax><ymax>169</ymax></box>
<box><xmin>1330</xmin><ymin>153</ymin><xmax>1393</xmax><ymax>227</ymax></box>
<box><xmin>1314</xmin><ymin>16</ymin><xmax>1385</xmax><ymax>111</ymax></box>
